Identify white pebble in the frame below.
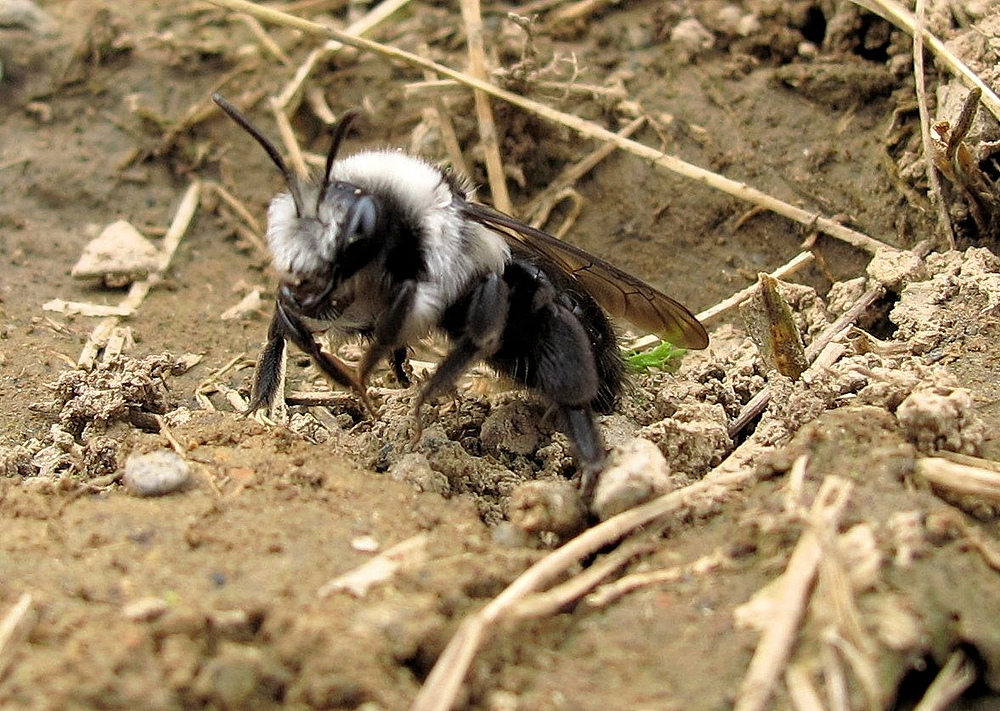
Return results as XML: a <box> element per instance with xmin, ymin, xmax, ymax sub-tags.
<box><xmin>592</xmin><ymin>438</ymin><xmax>674</xmax><ymax>521</ymax></box>
<box><xmin>123</xmin><ymin>450</ymin><xmax>190</xmax><ymax>496</ymax></box>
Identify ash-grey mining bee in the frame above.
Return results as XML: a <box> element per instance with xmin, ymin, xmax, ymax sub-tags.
<box><xmin>212</xmin><ymin>93</ymin><xmax>708</xmax><ymax>496</ymax></box>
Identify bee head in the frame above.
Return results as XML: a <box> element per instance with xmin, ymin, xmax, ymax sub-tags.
<box><xmin>212</xmin><ymin>94</ymin><xmax>376</xmax><ymax>284</ymax></box>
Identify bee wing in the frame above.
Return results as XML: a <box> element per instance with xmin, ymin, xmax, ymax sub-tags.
<box><xmin>463</xmin><ymin>202</ymin><xmax>709</xmax><ymax>350</ymax></box>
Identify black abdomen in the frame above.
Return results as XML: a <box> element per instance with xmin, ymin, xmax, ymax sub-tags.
<box><xmin>446</xmin><ymin>251</ymin><xmax>625</xmax><ymax>413</ymax></box>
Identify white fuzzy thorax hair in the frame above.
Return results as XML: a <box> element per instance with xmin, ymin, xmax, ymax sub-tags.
<box><xmin>265</xmin><ymin>149</ymin><xmax>510</xmax><ymax>342</ymax></box>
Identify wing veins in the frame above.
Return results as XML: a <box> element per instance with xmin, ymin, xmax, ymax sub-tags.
<box><xmin>462</xmin><ymin>202</ymin><xmax>709</xmax><ymax>350</ymax></box>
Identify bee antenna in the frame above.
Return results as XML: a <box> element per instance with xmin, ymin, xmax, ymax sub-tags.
<box><xmin>212</xmin><ymin>93</ymin><xmax>305</xmax><ymax>216</ymax></box>
<box><xmin>318</xmin><ymin>109</ymin><xmax>360</xmax><ymax>208</ymax></box>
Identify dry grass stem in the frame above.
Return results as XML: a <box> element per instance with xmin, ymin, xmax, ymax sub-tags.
<box><xmin>913</xmin><ymin>649</ymin><xmax>976</xmax><ymax>711</ymax></box>
<box><xmin>823</xmin><ymin>629</ymin><xmax>882</xmax><ymax>709</ymax></box>
<box><xmin>547</xmin><ymin>0</ymin><xmax>615</xmax><ymax>25</ymax></box>
<box><xmin>241</xmin><ymin>14</ymin><xmax>292</xmax><ymax>66</ymax></box>
<box><xmin>822</xmin><ymin>641</ymin><xmax>851</xmax><ymax>711</ymax></box>
<box><xmin>411</xmin><ymin>465</ymin><xmax>755</xmax><ymax>711</ymax></box>
<box><xmin>204</xmin><ymin>181</ymin><xmax>261</xmax><ymax>233</ymax></box>
<box><xmin>851</xmin><ymin>0</ymin><xmax>1000</xmax><ymax>121</ymax></box>
<box><xmin>205</xmin><ymin>0</ymin><xmax>889</xmax><ymax>255</ymax></box>
<box><xmin>270</xmin><ymin>97</ymin><xmax>309</xmax><ymax>178</ymax></box>
<box><xmin>306</xmin><ymin>85</ymin><xmax>337</xmax><ymax>124</ymax></box>
<box><xmin>509</xmin><ymin>541</ymin><xmax>653</xmax><ymax>620</ymax></box>
<box><xmin>912</xmin><ymin>0</ymin><xmax>956</xmax><ymax>248</ymax></box>
<box><xmin>274</xmin><ymin>0</ymin><xmax>343</xmax><ymax>13</ymax></box>
<box><xmin>459</xmin><ymin>0</ymin><xmax>513</xmax><ymax>214</ymax></box>
<box><xmin>0</xmin><ymin>593</ymin><xmax>35</xmax><ymax>679</ymax></box>
<box><xmin>530</xmin><ymin>188</ymin><xmax>584</xmax><ymax>237</ymax></box>
<box><xmin>916</xmin><ymin>456</ymin><xmax>1000</xmax><ymax>502</ymax></box>
<box><xmin>629</xmin><ymin>244</ymin><xmax>815</xmax><ymax>352</ymax></box>
<box><xmin>734</xmin><ymin>476</ymin><xmax>853</xmax><ymax>711</ymax></box>
<box><xmin>728</xmin><ymin>283</ymin><xmax>884</xmax><ymax>438</ymax></box>
<box><xmin>418</xmin><ymin>59</ymin><xmax>473</xmax><ymax>177</ymax></box>
<box><xmin>586</xmin><ymin>548</ymin><xmax>732</xmax><ymax>607</ymax></box>
<box><xmin>785</xmin><ymin>663</ymin><xmax>826</xmax><ymax>711</ymax></box>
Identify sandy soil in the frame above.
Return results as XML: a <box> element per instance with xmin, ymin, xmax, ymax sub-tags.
<box><xmin>3</xmin><ymin>0</ymin><xmax>1000</xmax><ymax>708</ymax></box>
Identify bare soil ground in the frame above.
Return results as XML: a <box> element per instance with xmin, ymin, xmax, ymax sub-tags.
<box><xmin>3</xmin><ymin>0</ymin><xmax>1000</xmax><ymax>709</ymax></box>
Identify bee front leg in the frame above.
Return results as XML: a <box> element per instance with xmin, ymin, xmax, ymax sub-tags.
<box><xmin>246</xmin><ymin>310</ymin><xmax>290</xmax><ymax>423</ymax></box>
<box><xmin>272</xmin><ymin>299</ymin><xmax>376</xmax><ymax>417</ymax></box>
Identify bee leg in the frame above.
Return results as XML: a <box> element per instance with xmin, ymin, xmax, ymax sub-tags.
<box><xmin>246</xmin><ymin>311</ymin><xmax>289</xmax><ymax>423</ymax></box>
<box><xmin>390</xmin><ymin>347</ymin><xmax>411</xmax><ymax>387</ymax></box>
<box><xmin>412</xmin><ymin>273</ymin><xmax>508</xmax><ymax>441</ymax></box>
<box><xmin>357</xmin><ymin>281</ymin><xmax>417</xmax><ymax>387</ymax></box>
<box><xmin>558</xmin><ymin>406</ymin><xmax>605</xmax><ymax>503</ymax></box>
<box><xmin>273</xmin><ymin>299</ymin><xmax>377</xmax><ymax>417</ymax></box>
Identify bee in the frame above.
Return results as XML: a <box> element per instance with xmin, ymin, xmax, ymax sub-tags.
<box><xmin>212</xmin><ymin>94</ymin><xmax>708</xmax><ymax>497</ymax></box>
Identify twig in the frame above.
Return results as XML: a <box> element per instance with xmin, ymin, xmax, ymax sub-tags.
<box><xmin>851</xmin><ymin>0</ymin><xmax>1000</xmax><ymax>122</ymax></box>
<box><xmin>586</xmin><ymin>548</ymin><xmax>731</xmax><ymax>607</ymax></box>
<box><xmin>912</xmin><ymin>0</ymin><xmax>956</xmax><ymax>248</ymax></box>
<box><xmin>205</xmin><ymin>0</ymin><xmax>891</xmax><ymax>255</ymax></box>
<box><xmin>273</xmin><ymin>0</ymin><xmax>415</xmax><ymax>114</ymax></box>
<box><xmin>240</xmin><ymin>14</ymin><xmax>292</xmax><ymax>66</ymax></box>
<box><xmin>627</xmin><ymin>250</ymin><xmax>816</xmax><ymax>352</ymax></box>
<box><xmin>734</xmin><ymin>476</ymin><xmax>853</xmax><ymax>711</ymax></box>
<box><xmin>204</xmin><ymin>180</ymin><xmax>262</xmax><ymax>234</ymax></box>
<box><xmin>270</xmin><ymin>96</ymin><xmax>309</xmax><ymax>179</ymax></box>
<box><xmin>410</xmin><ymin>465</ymin><xmax>755</xmax><ymax>711</ymax></box>
<box><xmin>509</xmin><ymin>541</ymin><xmax>653</xmax><ymax>620</ymax></box>
<box><xmin>916</xmin><ymin>456</ymin><xmax>1000</xmax><ymax>502</ymax></box>
<box><xmin>913</xmin><ymin>649</ymin><xmax>976</xmax><ymax>711</ymax></box>
<box><xmin>785</xmin><ymin>663</ymin><xmax>826</xmax><ymax>711</ymax></box>
<box><xmin>459</xmin><ymin>0</ymin><xmax>512</xmax><ymax>213</ymax></box>
<box><xmin>0</xmin><ymin>593</ymin><xmax>35</xmax><ymax>680</ymax></box>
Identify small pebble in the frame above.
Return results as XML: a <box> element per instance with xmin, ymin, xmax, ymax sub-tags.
<box><xmin>122</xmin><ymin>597</ymin><xmax>169</xmax><ymax>622</ymax></box>
<box><xmin>123</xmin><ymin>449</ymin><xmax>190</xmax><ymax>496</ymax></box>
<box><xmin>351</xmin><ymin>535</ymin><xmax>380</xmax><ymax>552</ymax></box>
<box><xmin>71</xmin><ymin>220</ymin><xmax>161</xmax><ymax>287</ymax></box>
<box><xmin>592</xmin><ymin>438</ymin><xmax>674</xmax><ymax>521</ymax></box>
<box><xmin>508</xmin><ymin>480</ymin><xmax>586</xmax><ymax>537</ymax></box>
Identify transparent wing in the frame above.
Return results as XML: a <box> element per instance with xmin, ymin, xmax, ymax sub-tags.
<box><xmin>463</xmin><ymin>201</ymin><xmax>709</xmax><ymax>350</ymax></box>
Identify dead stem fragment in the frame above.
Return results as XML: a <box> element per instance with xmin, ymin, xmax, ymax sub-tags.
<box><xmin>734</xmin><ymin>475</ymin><xmax>853</xmax><ymax>711</ymax></box>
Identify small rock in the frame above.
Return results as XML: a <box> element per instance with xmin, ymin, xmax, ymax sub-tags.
<box><xmin>123</xmin><ymin>597</ymin><xmax>169</xmax><ymax>622</ymax></box>
<box><xmin>592</xmin><ymin>438</ymin><xmax>674</xmax><ymax>521</ymax></box>
<box><xmin>508</xmin><ymin>480</ymin><xmax>586</xmax><ymax>537</ymax></box>
<box><xmin>123</xmin><ymin>449</ymin><xmax>191</xmax><ymax>496</ymax></box>
<box><xmin>670</xmin><ymin>18</ymin><xmax>714</xmax><ymax>62</ymax></box>
<box><xmin>388</xmin><ymin>452</ymin><xmax>449</xmax><ymax>494</ymax></box>
<box><xmin>866</xmin><ymin>248</ymin><xmax>927</xmax><ymax>293</ymax></box>
<box><xmin>71</xmin><ymin>220</ymin><xmax>161</xmax><ymax>287</ymax></box>
<box><xmin>896</xmin><ymin>386</ymin><xmax>985</xmax><ymax>455</ymax></box>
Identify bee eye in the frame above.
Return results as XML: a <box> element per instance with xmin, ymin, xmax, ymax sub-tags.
<box><xmin>343</xmin><ymin>195</ymin><xmax>378</xmax><ymax>243</ymax></box>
